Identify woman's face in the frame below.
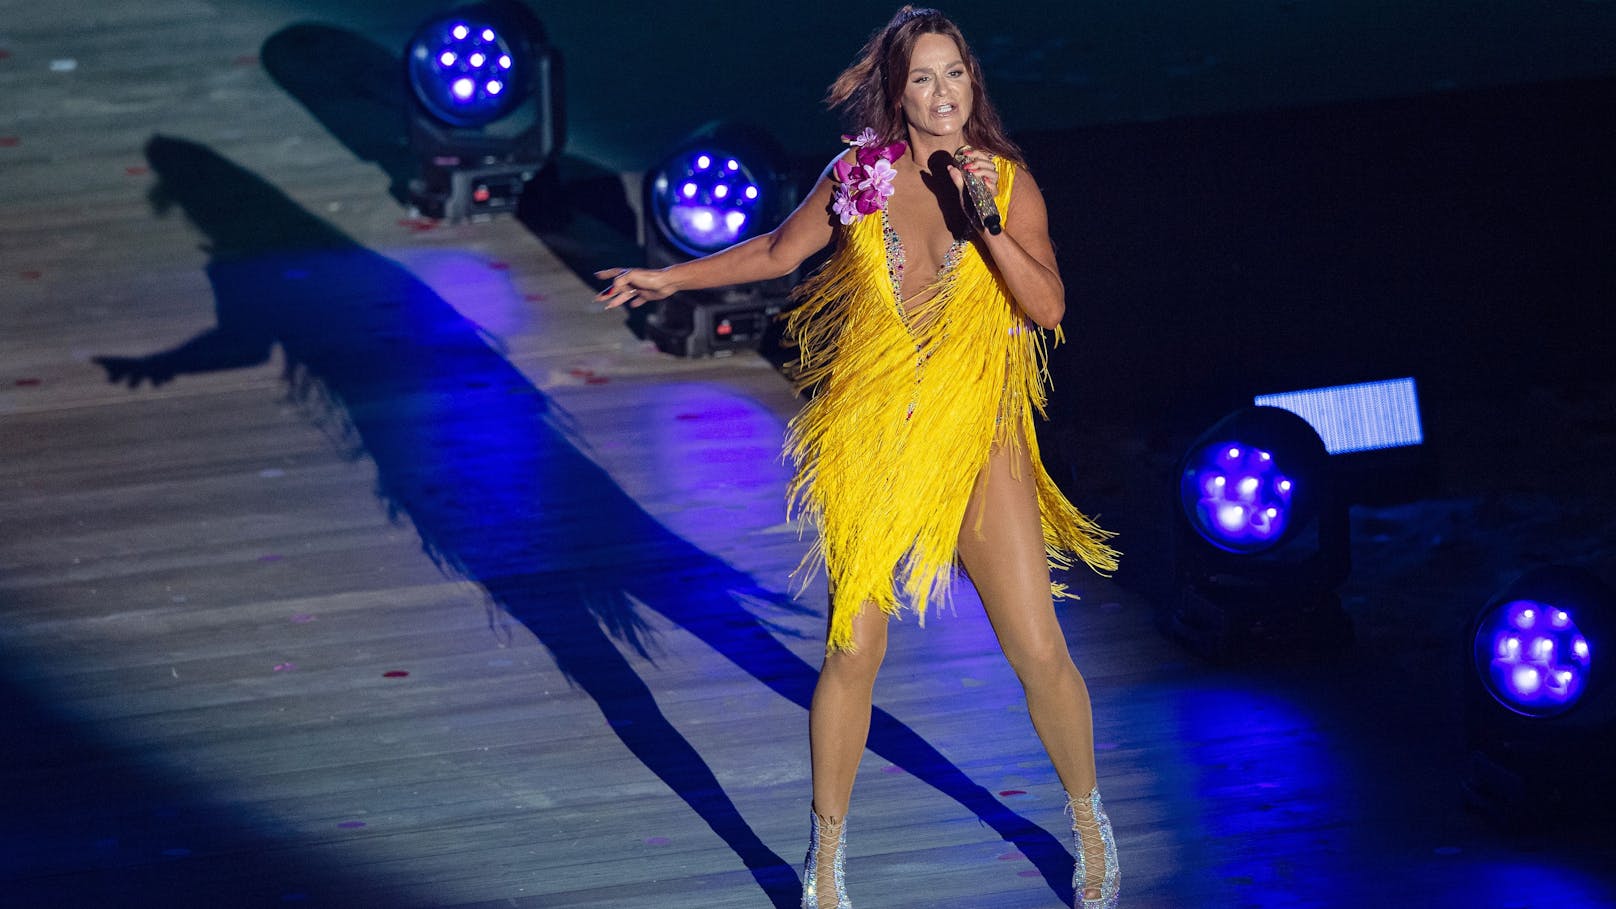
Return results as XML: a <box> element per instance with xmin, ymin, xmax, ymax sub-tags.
<box><xmin>900</xmin><ymin>33</ymin><xmax>972</xmax><ymax>141</ymax></box>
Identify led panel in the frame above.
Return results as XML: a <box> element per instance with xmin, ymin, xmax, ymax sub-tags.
<box><xmin>1255</xmin><ymin>377</ymin><xmax>1423</xmax><ymax>455</ymax></box>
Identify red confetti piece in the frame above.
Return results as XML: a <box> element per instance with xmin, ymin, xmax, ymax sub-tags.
<box><xmin>880</xmin><ymin>765</ymin><xmax>903</xmax><ymax>774</ymax></box>
<box><xmin>396</xmin><ymin>217</ymin><xmax>436</xmax><ymax>233</ymax></box>
<box><xmin>383</xmin><ymin>670</ymin><xmax>409</xmax><ymax>678</ymax></box>
<box><xmin>124</xmin><ymin>165</ymin><xmax>149</xmax><ymax>176</ymax></box>
<box><xmin>273</xmin><ymin>662</ymin><xmax>296</xmax><ymax>672</ymax></box>
<box><xmin>0</xmin><ymin>137</ymin><xmax>18</xmax><ymax>147</ymax></box>
<box><xmin>584</xmin><ymin>375</ymin><xmax>610</xmax><ymax>385</ymax></box>
<box><xmin>1016</xmin><ymin>869</ymin><xmax>1041</xmax><ymax>878</ymax></box>
<box><xmin>644</xmin><ymin>836</ymin><xmax>671</xmax><ymax>846</ymax></box>
<box><xmin>487</xmin><ymin>261</ymin><xmax>509</xmax><ymax>270</ymax></box>
<box><xmin>337</xmin><ymin>820</ymin><xmax>366</xmax><ymax>829</ymax></box>
<box><xmin>996</xmin><ymin>852</ymin><xmax>1025</xmax><ymax>862</ymax></box>
<box><xmin>289</xmin><ymin>614</ymin><xmax>316</xmax><ymax>624</ymax></box>
<box><xmin>0</xmin><ymin>49</ymin><xmax>12</xmax><ymax>60</ymax></box>
<box><xmin>998</xmin><ymin>789</ymin><xmax>1027</xmax><ymax>797</ymax></box>
<box><xmin>567</xmin><ymin>368</ymin><xmax>593</xmax><ymax>377</ymax></box>
<box><xmin>524</xmin><ymin>292</ymin><xmax>547</xmax><ymax>302</ymax></box>
<box><xmin>19</xmin><ymin>270</ymin><xmax>41</xmax><ymax>280</ymax></box>
<box><xmin>674</xmin><ymin>413</ymin><xmax>702</xmax><ymax>421</ymax></box>
<box><xmin>232</xmin><ymin>54</ymin><xmax>258</xmax><ymax>66</ymax></box>
<box><xmin>15</xmin><ymin>378</ymin><xmax>42</xmax><ymax>387</ymax></box>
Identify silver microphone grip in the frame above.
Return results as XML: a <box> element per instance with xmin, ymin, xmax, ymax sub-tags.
<box><xmin>955</xmin><ymin>149</ymin><xmax>1002</xmax><ymax>235</ymax></box>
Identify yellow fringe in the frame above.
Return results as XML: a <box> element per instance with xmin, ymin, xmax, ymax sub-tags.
<box><xmin>785</xmin><ymin>160</ymin><xmax>1118</xmax><ymax>652</ymax></box>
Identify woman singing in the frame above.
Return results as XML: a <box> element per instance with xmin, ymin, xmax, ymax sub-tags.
<box><xmin>596</xmin><ymin>7</ymin><xmax>1120</xmax><ymax>907</ymax></box>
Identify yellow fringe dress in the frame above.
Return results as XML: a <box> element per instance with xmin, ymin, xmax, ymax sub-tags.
<box><xmin>785</xmin><ymin>157</ymin><xmax>1119</xmax><ymax>652</ymax></box>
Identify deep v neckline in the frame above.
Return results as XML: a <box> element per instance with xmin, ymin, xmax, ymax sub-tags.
<box><xmin>881</xmin><ymin>209</ymin><xmax>967</xmax><ymax>321</ymax></box>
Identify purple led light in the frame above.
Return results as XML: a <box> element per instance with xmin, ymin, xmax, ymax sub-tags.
<box><xmin>666</xmin><ymin>206</ymin><xmax>745</xmax><ymax>248</ymax></box>
<box><xmin>1181</xmin><ymin>440</ymin><xmax>1296</xmax><ymax>553</ymax></box>
<box><xmin>654</xmin><ymin>149</ymin><xmax>765</xmax><ymax>255</ymax></box>
<box><xmin>1479</xmin><ymin>599</ymin><xmax>1591</xmax><ymax>716</ymax></box>
<box><xmin>410</xmin><ymin>17</ymin><xmax>521</xmax><ymax>125</ymax></box>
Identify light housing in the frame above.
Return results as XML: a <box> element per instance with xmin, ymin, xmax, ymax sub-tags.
<box><xmin>1164</xmin><ymin>405</ymin><xmax>1351</xmax><ymax>660</ymax></box>
<box><xmin>404</xmin><ymin>1</ymin><xmax>563</xmax><ymax>221</ymax></box>
<box><xmin>1463</xmin><ymin>565</ymin><xmax>1616</xmax><ymax>818</ymax></box>
<box><xmin>640</xmin><ymin>122</ymin><xmax>799</xmax><ymax>358</ymax></box>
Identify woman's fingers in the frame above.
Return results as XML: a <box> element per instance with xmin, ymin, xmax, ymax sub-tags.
<box><xmin>955</xmin><ymin>145</ymin><xmax>997</xmax><ymax>193</ymax></box>
<box><xmin>594</xmin><ymin>267</ymin><xmax>633</xmax><ymax>308</ymax></box>
<box><xmin>592</xmin><ymin>267</ymin><xmax>664</xmax><ymax>309</ymax></box>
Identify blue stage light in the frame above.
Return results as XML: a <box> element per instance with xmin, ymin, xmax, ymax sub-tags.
<box><xmin>1178</xmin><ymin>407</ymin><xmax>1325</xmax><ymax>555</ymax></box>
<box><xmin>649</xmin><ymin>148</ymin><xmax>767</xmax><ymax>257</ymax></box>
<box><xmin>408</xmin><ymin>16</ymin><xmax>523</xmax><ymax>128</ymax></box>
<box><xmin>639</xmin><ymin>122</ymin><xmax>799</xmax><ymax>358</ymax></box>
<box><xmin>1472</xmin><ymin>568</ymin><xmax>1607</xmax><ymax>718</ymax></box>
<box><xmin>1479</xmin><ymin>601</ymin><xmax>1589</xmax><ymax>715</ymax></box>
<box><xmin>1464</xmin><ymin>565</ymin><xmax>1616</xmax><ymax>817</ymax></box>
<box><xmin>402</xmin><ymin>1</ymin><xmax>562</xmax><ymax>222</ymax></box>
<box><xmin>1166</xmin><ymin>405</ymin><xmax>1350</xmax><ymax>660</ymax></box>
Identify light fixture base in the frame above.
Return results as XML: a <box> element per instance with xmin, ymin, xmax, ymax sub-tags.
<box><xmin>1161</xmin><ymin>582</ymin><xmax>1353</xmax><ymax>663</ymax></box>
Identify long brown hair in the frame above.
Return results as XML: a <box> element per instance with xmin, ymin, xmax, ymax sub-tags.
<box><xmin>825</xmin><ymin>6</ymin><xmax>1023</xmax><ymax>166</ymax></box>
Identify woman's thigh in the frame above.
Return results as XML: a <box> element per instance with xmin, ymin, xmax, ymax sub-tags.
<box><xmin>955</xmin><ymin>441</ymin><xmax>1066</xmax><ymax>660</ymax></box>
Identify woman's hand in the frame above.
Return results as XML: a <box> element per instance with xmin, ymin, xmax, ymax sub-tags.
<box><xmin>594</xmin><ymin>267</ymin><xmax>676</xmax><ymax>309</ymax></box>
<box><xmin>947</xmin><ymin>144</ymin><xmax>997</xmax><ymax>229</ymax></box>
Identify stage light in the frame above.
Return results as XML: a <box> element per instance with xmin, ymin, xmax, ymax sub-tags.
<box><xmin>1163</xmin><ymin>405</ymin><xmax>1351</xmax><ymax>660</ymax></box>
<box><xmin>640</xmin><ymin>121</ymin><xmax>799</xmax><ymax>358</ymax></box>
<box><xmin>1464</xmin><ymin>565</ymin><xmax>1616</xmax><ymax>819</ymax></box>
<box><xmin>404</xmin><ymin>0</ymin><xmax>562</xmax><ymax>222</ymax></box>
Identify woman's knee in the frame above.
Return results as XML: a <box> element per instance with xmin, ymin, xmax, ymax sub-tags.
<box><xmin>820</xmin><ymin>635</ymin><xmax>887</xmax><ymax>688</ymax></box>
<box><xmin>1003</xmin><ymin>634</ymin><xmax>1078</xmax><ymax>688</ymax></box>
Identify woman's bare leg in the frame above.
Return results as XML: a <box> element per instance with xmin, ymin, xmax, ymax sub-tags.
<box><xmin>806</xmin><ymin>595</ymin><xmax>889</xmax><ymax>893</ymax></box>
<box><xmin>955</xmin><ymin>441</ymin><xmax>1105</xmax><ymax>899</ymax></box>
<box><xmin>809</xmin><ymin>597</ymin><xmax>889</xmax><ymax>816</ymax></box>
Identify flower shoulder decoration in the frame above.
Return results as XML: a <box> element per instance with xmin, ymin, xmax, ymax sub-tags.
<box><xmin>831</xmin><ymin>128</ymin><xmax>907</xmax><ymax>225</ymax></box>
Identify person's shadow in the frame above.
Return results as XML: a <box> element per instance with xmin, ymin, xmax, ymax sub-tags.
<box><xmin>95</xmin><ymin>135</ymin><xmax>1084</xmax><ymax>905</ymax></box>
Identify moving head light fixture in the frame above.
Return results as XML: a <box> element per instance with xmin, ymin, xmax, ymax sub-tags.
<box><xmin>1165</xmin><ymin>405</ymin><xmax>1351</xmax><ymax>661</ymax></box>
<box><xmin>1464</xmin><ymin>565</ymin><xmax>1616</xmax><ymax>821</ymax></box>
<box><xmin>641</xmin><ymin>121</ymin><xmax>799</xmax><ymax>358</ymax></box>
<box><xmin>1164</xmin><ymin>378</ymin><xmax>1430</xmax><ymax>660</ymax></box>
<box><xmin>405</xmin><ymin>1</ymin><xmax>562</xmax><ymax>221</ymax></box>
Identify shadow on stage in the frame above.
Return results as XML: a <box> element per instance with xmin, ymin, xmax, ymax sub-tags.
<box><xmin>89</xmin><ymin>135</ymin><xmax>1089</xmax><ymax>906</ymax></box>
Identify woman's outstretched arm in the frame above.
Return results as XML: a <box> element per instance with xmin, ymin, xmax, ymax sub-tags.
<box><xmin>595</xmin><ymin>155</ymin><xmax>844</xmax><ymax>309</ymax></box>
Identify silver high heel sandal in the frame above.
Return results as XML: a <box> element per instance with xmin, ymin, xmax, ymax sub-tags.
<box><xmin>801</xmin><ymin>809</ymin><xmax>850</xmax><ymax>908</ymax></box>
<box><xmin>1068</xmin><ymin>786</ymin><xmax>1120</xmax><ymax>909</ymax></box>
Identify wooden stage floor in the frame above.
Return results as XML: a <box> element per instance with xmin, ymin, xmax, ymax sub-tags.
<box><xmin>3</xmin><ymin>3</ymin><xmax>1614</xmax><ymax>908</ymax></box>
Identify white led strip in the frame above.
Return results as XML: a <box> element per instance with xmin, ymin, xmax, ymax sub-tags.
<box><xmin>1255</xmin><ymin>377</ymin><xmax>1424</xmax><ymax>455</ymax></box>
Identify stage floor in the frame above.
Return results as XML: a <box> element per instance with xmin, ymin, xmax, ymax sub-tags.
<box><xmin>3</xmin><ymin>3</ymin><xmax>1614</xmax><ymax>908</ymax></box>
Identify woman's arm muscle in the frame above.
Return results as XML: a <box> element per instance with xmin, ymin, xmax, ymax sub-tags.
<box><xmin>596</xmin><ymin>154</ymin><xmax>846</xmax><ymax>308</ymax></box>
<box><xmin>979</xmin><ymin>168</ymin><xmax>1065</xmax><ymax>329</ymax></box>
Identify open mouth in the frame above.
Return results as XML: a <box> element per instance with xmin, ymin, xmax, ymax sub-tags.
<box><xmin>933</xmin><ymin>103</ymin><xmax>956</xmax><ymax>116</ymax></box>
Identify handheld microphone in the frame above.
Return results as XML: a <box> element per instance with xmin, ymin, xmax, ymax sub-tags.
<box><xmin>954</xmin><ymin>146</ymin><xmax>1002</xmax><ymax>235</ymax></box>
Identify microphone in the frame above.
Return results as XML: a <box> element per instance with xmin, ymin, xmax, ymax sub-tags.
<box><xmin>954</xmin><ymin>146</ymin><xmax>1002</xmax><ymax>235</ymax></box>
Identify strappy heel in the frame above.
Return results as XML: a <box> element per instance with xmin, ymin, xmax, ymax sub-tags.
<box><xmin>801</xmin><ymin>808</ymin><xmax>850</xmax><ymax>908</ymax></box>
<box><xmin>1068</xmin><ymin>786</ymin><xmax>1119</xmax><ymax>909</ymax></box>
